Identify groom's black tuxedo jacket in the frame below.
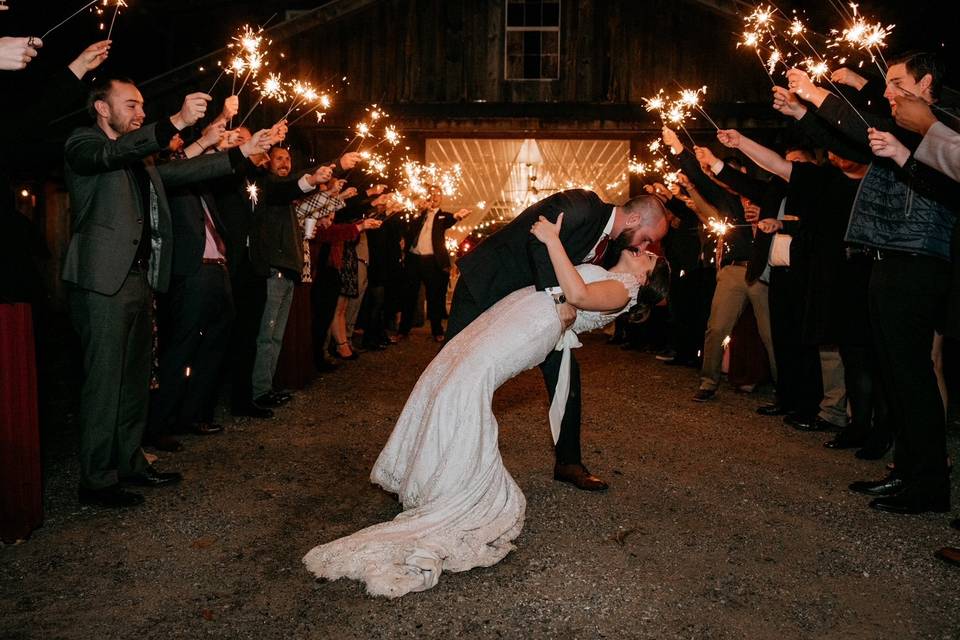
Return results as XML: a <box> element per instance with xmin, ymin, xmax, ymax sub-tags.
<box><xmin>456</xmin><ymin>189</ymin><xmax>612</xmax><ymax>310</ymax></box>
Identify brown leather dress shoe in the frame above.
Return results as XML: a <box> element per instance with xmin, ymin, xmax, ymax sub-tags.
<box><xmin>144</xmin><ymin>434</ymin><xmax>184</xmax><ymax>452</ymax></box>
<box><xmin>553</xmin><ymin>463</ymin><xmax>609</xmax><ymax>491</ymax></box>
<box><xmin>935</xmin><ymin>547</ymin><xmax>960</xmax><ymax>567</ymax></box>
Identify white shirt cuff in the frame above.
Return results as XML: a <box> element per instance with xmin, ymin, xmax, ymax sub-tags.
<box><xmin>298</xmin><ymin>175</ymin><xmax>313</xmax><ymax>193</ymax></box>
<box><xmin>545</xmin><ymin>286</ymin><xmax>562</xmax><ymax>295</ymax></box>
<box><xmin>710</xmin><ymin>159</ymin><xmax>724</xmax><ymax>175</ymax></box>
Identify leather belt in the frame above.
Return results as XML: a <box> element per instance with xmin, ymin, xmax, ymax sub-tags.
<box><xmin>202</xmin><ymin>257</ymin><xmax>227</xmax><ymax>266</ymax></box>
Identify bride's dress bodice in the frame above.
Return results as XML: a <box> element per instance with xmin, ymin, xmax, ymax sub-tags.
<box><xmin>567</xmin><ymin>264</ymin><xmax>641</xmax><ymax>335</ymax></box>
<box><xmin>303</xmin><ymin>263</ymin><xmax>640</xmax><ymax>598</ymax></box>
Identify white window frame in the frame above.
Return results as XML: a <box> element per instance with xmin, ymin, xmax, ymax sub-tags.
<box><xmin>504</xmin><ymin>0</ymin><xmax>561</xmax><ymax>82</ymax></box>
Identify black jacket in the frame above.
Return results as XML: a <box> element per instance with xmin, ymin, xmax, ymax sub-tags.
<box><xmin>404</xmin><ymin>208</ymin><xmax>458</xmax><ymax>270</ymax></box>
<box><xmin>167</xmin><ymin>184</ymin><xmax>229</xmax><ymax>277</ymax></box>
<box><xmin>456</xmin><ymin>189</ymin><xmax>611</xmax><ymax>309</ymax></box>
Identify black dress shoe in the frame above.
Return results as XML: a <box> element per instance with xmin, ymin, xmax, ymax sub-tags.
<box><xmin>122</xmin><ymin>466</ymin><xmax>183</xmax><ymax>488</ymax></box>
<box><xmin>191</xmin><ymin>422</ymin><xmax>223</xmax><ymax>435</ymax></box>
<box><xmin>144</xmin><ymin>434</ymin><xmax>184</xmax><ymax>452</ymax></box>
<box><xmin>692</xmin><ymin>388</ymin><xmax>716</xmax><ymax>402</ymax></box>
<box><xmin>79</xmin><ymin>485</ymin><xmax>144</xmax><ymax>508</ymax></box>
<box><xmin>849</xmin><ymin>473</ymin><xmax>904</xmax><ymax>496</ymax></box>
<box><xmin>869</xmin><ymin>487</ymin><xmax>950</xmax><ymax>515</ymax></box>
<box><xmin>362</xmin><ymin>341</ymin><xmax>387</xmax><ymax>351</ymax></box>
<box><xmin>757</xmin><ymin>403</ymin><xmax>790</xmax><ymax>416</ymax></box>
<box><xmin>784</xmin><ymin>415</ymin><xmax>837</xmax><ymax>432</ymax></box>
<box><xmin>553</xmin><ymin>463</ymin><xmax>609</xmax><ymax>491</ymax></box>
<box><xmin>270</xmin><ymin>390</ymin><xmax>294</xmax><ymax>404</ymax></box>
<box><xmin>232</xmin><ymin>403</ymin><xmax>274</xmax><ymax>419</ymax></box>
<box><xmin>254</xmin><ymin>393</ymin><xmax>284</xmax><ymax>408</ymax></box>
<box><xmin>950</xmin><ymin>518</ymin><xmax>960</xmax><ymax>531</ymax></box>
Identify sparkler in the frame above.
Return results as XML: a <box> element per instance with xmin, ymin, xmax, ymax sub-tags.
<box><xmin>41</xmin><ymin>0</ymin><xmax>100</xmax><ymax>39</ymax></box>
<box><xmin>237</xmin><ymin>73</ymin><xmax>286</xmax><ymax>127</ymax></box>
<box><xmin>827</xmin><ymin>2</ymin><xmax>894</xmax><ymax>77</ymax></box>
<box><xmin>677</xmin><ymin>84</ymin><xmax>720</xmax><ymax>130</ymax></box>
<box><xmin>246</xmin><ymin>182</ymin><xmax>259</xmax><ymax>211</ymax></box>
<box><xmin>104</xmin><ymin>0</ymin><xmax>127</xmax><ymax>42</ymax></box>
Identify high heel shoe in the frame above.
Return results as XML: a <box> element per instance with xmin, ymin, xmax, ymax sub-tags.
<box><xmin>333</xmin><ymin>341</ymin><xmax>359</xmax><ymax>361</ymax></box>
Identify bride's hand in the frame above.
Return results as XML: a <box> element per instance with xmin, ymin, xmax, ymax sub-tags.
<box><xmin>530</xmin><ymin>213</ymin><xmax>563</xmax><ymax>244</ymax></box>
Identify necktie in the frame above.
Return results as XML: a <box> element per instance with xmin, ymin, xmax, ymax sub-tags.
<box><xmin>201</xmin><ymin>197</ymin><xmax>227</xmax><ymax>258</ymax></box>
<box><xmin>590</xmin><ymin>235</ymin><xmax>610</xmax><ymax>265</ymax></box>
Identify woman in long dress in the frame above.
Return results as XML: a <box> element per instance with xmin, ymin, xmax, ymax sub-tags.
<box><xmin>303</xmin><ymin>214</ymin><xmax>669</xmax><ymax>597</ymax></box>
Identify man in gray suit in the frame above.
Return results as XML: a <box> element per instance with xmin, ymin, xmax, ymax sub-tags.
<box><xmin>64</xmin><ymin>77</ymin><xmax>277</xmax><ymax>507</ymax></box>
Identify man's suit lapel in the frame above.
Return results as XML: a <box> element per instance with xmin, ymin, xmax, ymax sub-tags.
<box><xmin>566</xmin><ymin>205</ymin><xmax>612</xmax><ymax>265</ymax></box>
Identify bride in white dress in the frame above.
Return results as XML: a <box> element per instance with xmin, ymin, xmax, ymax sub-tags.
<box><xmin>303</xmin><ymin>213</ymin><xmax>668</xmax><ymax>597</ymax></box>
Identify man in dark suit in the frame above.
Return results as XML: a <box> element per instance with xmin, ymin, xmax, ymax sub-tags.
<box><xmin>145</xmin><ymin>108</ymin><xmax>247</xmax><ymax>452</ymax></box>
<box><xmin>446</xmin><ymin>189</ymin><xmax>668</xmax><ymax>490</ymax></box>
<box><xmin>399</xmin><ymin>188</ymin><xmax>469</xmax><ymax>341</ymax></box>
<box><xmin>63</xmin><ymin>77</ymin><xmax>275</xmax><ymax>508</ymax></box>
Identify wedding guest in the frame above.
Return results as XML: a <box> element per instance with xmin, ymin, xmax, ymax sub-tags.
<box><xmin>0</xmin><ymin>38</ymin><xmax>110</xmax><ymax>538</ymax></box>
<box><xmin>662</xmin><ymin>127</ymin><xmax>776</xmax><ymax>402</ymax></box>
<box><xmin>786</xmin><ymin>53</ymin><xmax>958</xmax><ymax>514</ymax></box>
<box><xmin>250</xmin><ymin>147</ymin><xmax>334</xmax><ymax>408</ymax></box>
<box><xmin>145</xmin><ymin>99</ymin><xmax>245</xmax><ymax>453</ymax></box>
<box><xmin>399</xmin><ymin>188</ymin><xmax>469</xmax><ymax>342</ymax></box>
<box><xmin>63</xmin><ymin>78</ymin><xmax>272</xmax><ymax>508</ymax></box>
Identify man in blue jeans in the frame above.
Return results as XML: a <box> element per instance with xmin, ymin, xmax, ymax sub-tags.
<box><xmin>250</xmin><ymin>147</ymin><xmax>333</xmax><ymax>407</ymax></box>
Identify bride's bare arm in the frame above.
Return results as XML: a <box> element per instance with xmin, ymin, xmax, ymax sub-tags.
<box><xmin>531</xmin><ymin>214</ymin><xmax>630</xmax><ymax>313</ymax></box>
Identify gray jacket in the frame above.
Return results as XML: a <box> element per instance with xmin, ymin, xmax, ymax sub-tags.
<box><xmin>915</xmin><ymin>121</ymin><xmax>960</xmax><ymax>183</ymax></box>
<box><xmin>63</xmin><ymin>122</ymin><xmax>238</xmax><ymax>295</ymax></box>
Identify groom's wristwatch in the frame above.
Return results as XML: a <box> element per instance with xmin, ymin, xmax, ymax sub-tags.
<box><xmin>551</xmin><ymin>293</ymin><xmax>567</xmax><ymax>305</ymax></box>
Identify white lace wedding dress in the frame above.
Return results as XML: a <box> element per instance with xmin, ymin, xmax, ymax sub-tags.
<box><xmin>303</xmin><ymin>264</ymin><xmax>640</xmax><ymax>597</ymax></box>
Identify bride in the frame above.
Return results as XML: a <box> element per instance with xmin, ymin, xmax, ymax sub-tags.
<box><xmin>303</xmin><ymin>213</ymin><xmax>669</xmax><ymax>597</ymax></box>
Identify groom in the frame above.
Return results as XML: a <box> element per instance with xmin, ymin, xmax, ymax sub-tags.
<box><xmin>445</xmin><ymin>189</ymin><xmax>668</xmax><ymax>490</ymax></box>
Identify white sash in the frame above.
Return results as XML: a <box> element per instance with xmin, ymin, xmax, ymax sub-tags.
<box><xmin>548</xmin><ymin>329</ymin><xmax>583</xmax><ymax>444</ymax></box>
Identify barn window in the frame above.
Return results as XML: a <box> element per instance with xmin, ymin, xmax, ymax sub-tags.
<box><xmin>504</xmin><ymin>0</ymin><xmax>560</xmax><ymax>80</ymax></box>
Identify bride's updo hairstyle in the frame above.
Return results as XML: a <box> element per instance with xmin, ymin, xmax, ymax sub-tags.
<box><xmin>627</xmin><ymin>256</ymin><xmax>670</xmax><ymax>324</ymax></box>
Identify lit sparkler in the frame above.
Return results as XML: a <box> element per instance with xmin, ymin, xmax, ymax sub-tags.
<box><xmin>246</xmin><ymin>182</ymin><xmax>259</xmax><ymax>210</ymax></box>
<box><xmin>103</xmin><ymin>0</ymin><xmax>127</xmax><ymax>42</ymax></box>
<box><xmin>42</xmin><ymin>0</ymin><xmax>101</xmax><ymax>39</ymax></box>
<box><xmin>237</xmin><ymin>73</ymin><xmax>286</xmax><ymax>127</ymax></box>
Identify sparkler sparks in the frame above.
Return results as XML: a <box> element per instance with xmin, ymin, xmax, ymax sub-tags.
<box><xmin>246</xmin><ymin>182</ymin><xmax>259</xmax><ymax>209</ymax></box>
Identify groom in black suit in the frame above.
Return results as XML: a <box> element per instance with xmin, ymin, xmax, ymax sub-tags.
<box><xmin>446</xmin><ymin>189</ymin><xmax>668</xmax><ymax>490</ymax></box>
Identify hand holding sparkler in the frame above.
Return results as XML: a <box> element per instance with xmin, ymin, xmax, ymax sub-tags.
<box><xmin>339</xmin><ymin>152</ymin><xmax>363</xmax><ymax>171</ymax></box>
<box><xmin>240</xmin><ymin>128</ymin><xmax>278</xmax><ymax>157</ymax></box>
<box><xmin>743</xmin><ymin>202</ymin><xmax>761</xmax><ymax>224</ymax></box>
<box><xmin>830</xmin><ymin>67</ymin><xmax>868</xmax><ymax>91</ymax></box>
<box><xmin>661</xmin><ymin>126</ymin><xmax>683</xmax><ymax>154</ymax></box>
<box><xmin>68</xmin><ymin>40</ymin><xmax>110</xmax><ymax>79</ymax></box>
<box><xmin>305</xmin><ymin>165</ymin><xmax>336</xmax><ymax>188</ymax></box>
<box><xmin>893</xmin><ymin>96</ymin><xmax>938</xmax><ymax>135</ymax></box>
<box><xmin>453</xmin><ymin>208</ymin><xmax>471</xmax><ymax>220</ymax></box>
<box><xmin>786</xmin><ymin>68</ymin><xmax>828</xmax><ymax>107</ymax></box>
<box><xmin>196</xmin><ymin>120</ymin><xmax>227</xmax><ymax>152</ymax></box>
<box><xmin>772</xmin><ymin>86</ymin><xmax>808</xmax><ymax>120</ymax></box>
<box><xmin>341</xmin><ymin>187</ymin><xmax>359</xmax><ymax>200</ymax></box>
<box><xmin>694</xmin><ymin>146</ymin><xmax>720</xmax><ymax>169</ymax></box>
<box><xmin>867</xmin><ymin>128</ymin><xmax>911</xmax><ymax>167</ymax></box>
<box><xmin>0</xmin><ymin>36</ymin><xmax>41</xmax><ymax>71</ymax></box>
<box><xmin>757</xmin><ymin>218</ymin><xmax>782</xmax><ymax>234</ymax></box>
<box><xmin>172</xmin><ymin>92</ymin><xmax>213</xmax><ymax>130</ymax></box>
<box><xmin>716</xmin><ymin>129</ymin><xmax>742</xmax><ymax>149</ymax></box>
<box><xmin>220</xmin><ymin>95</ymin><xmax>240</xmax><ymax>122</ymax></box>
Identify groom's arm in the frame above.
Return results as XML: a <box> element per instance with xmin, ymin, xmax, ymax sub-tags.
<box><xmin>526</xmin><ymin>199</ymin><xmax>593</xmax><ymax>290</ymax></box>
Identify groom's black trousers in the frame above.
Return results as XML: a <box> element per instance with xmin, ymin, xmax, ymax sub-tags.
<box><xmin>445</xmin><ymin>280</ymin><xmax>583</xmax><ymax>465</ymax></box>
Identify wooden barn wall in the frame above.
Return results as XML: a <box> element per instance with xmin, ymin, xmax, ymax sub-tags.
<box><xmin>282</xmin><ymin>0</ymin><xmax>770</xmax><ymax>106</ymax></box>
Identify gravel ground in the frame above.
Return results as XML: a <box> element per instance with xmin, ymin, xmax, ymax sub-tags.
<box><xmin>2</xmin><ymin>329</ymin><xmax>960</xmax><ymax>639</ymax></box>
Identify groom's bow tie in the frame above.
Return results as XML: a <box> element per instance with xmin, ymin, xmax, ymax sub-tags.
<box><xmin>590</xmin><ymin>235</ymin><xmax>610</xmax><ymax>265</ymax></box>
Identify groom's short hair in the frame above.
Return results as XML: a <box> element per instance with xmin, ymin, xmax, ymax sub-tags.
<box><xmin>620</xmin><ymin>194</ymin><xmax>667</xmax><ymax>225</ymax></box>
